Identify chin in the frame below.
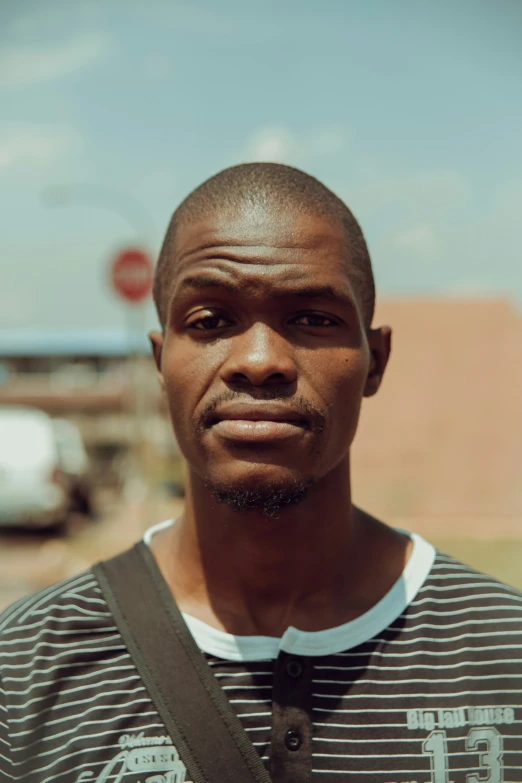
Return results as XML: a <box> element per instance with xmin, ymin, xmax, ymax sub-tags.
<box><xmin>203</xmin><ymin>465</ymin><xmax>315</xmax><ymax>518</ymax></box>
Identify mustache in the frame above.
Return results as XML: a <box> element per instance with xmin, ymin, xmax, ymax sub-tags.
<box><xmin>196</xmin><ymin>389</ymin><xmax>326</xmax><ymax>433</ymax></box>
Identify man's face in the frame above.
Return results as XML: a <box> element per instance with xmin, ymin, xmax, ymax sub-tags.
<box><xmin>151</xmin><ymin>202</ymin><xmax>389</xmax><ymax>511</ymax></box>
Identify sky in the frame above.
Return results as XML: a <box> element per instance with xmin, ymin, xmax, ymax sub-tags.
<box><xmin>1</xmin><ymin>0</ymin><xmax>522</xmax><ymax>336</ymax></box>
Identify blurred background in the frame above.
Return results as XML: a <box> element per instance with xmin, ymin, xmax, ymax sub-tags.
<box><xmin>1</xmin><ymin>0</ymin><xmax>521</xmax><ymax>610</ymax></box>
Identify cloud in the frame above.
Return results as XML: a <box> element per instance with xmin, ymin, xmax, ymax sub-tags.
<box><xmin>0</xmin><ymin>33</ymin><xmax>109</xmax><ymax>89</ymax></box>
<box><xmin>243</xmin><ymin>125</ymin><xmax>346</xmax><ymax>164</ymax></box>
<box><xmin>311</xmin><ymin>127</ymin><xmax>345</xmax><ymax>156</ymax></box>
<box><xmin>244</xmin><ymin>126</ymin><xmax>294</xmax><ymax>162</ymax></box>
<box><xmin>392</xmin><ymin>224</ymin><xmax>437</xmax><ymax>254</ymax></box>
<box><xmin>350</xmin><ymin>168</ymin><xmax>471</xmax><ymax>219</ymax></box>
<box><xmin>0</xmin><ymin>127</ymin><xmax>79</xmax><ymax>171</ymax></box>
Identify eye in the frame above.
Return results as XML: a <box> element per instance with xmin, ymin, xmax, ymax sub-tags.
<box><xmin>186</xmin><ymin>312</ymin><xmax>234</xmax><ymax>331</ymax></box>
<box><xmin>290</xmin><ymin>313</ymin><xmax>338</xmax><ymax>327</ymax></box>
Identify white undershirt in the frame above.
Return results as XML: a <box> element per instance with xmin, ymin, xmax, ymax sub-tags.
<box><xmin>143</xmin><ymin>518</ymin><xmax>435</xmax><ymax>661</ymax></box>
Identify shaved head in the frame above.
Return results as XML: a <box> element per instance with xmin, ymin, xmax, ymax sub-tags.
<box><xmin>154</xmin><ymin>162</ymin><xmax>375</xmax><ymax>328</ymax></box>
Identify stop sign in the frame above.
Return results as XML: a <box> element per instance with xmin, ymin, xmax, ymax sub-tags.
<box><xmin>110</xmin><ymin>248</ymin><xmax>153</xmax><ymax>303</ymax></box>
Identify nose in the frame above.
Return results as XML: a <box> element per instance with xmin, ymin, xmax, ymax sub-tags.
<box><xmin>220</xmin><ymin>323</ymin><xmax>298</xmax><ymax>387</ymax></box>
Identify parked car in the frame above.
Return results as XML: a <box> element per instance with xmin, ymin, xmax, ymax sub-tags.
<box><xmin>0</xmin><ymin>407</ymin><xmax>69</xmax><ymax>529</ymax></box>
<box><xmin>52</xmin><ymin>418</ymin><xmax>94</xmax><ymax>516</ymax></box>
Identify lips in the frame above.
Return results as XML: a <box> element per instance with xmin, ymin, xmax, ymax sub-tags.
<box><xmin>210</xmin><ymin>402</ymin><xmax>310</xmax><ymax>427</ymax></box>
<box><xmin>208</xmin><ymin>402</ymin><xmax>311</xmax><ymax>444</ymax></box>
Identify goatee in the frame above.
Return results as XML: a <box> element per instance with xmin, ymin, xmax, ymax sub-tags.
<box><xmin>205</xmin><ymin>477</ymin><xmax>314</xmax><ymax>518</ymax></box>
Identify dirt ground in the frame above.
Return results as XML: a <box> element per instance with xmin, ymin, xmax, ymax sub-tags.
<box><xmin>0</xmin><ymin>493</ymin><xmax>182</xmax><ymax>613</ymax></box>
<box><xmin>0</xmin><ymin>497</ymin><xmax>520</xmax><ymax>614</ymax></box>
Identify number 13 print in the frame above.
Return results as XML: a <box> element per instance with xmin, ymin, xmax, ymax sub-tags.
<box><xmin>423</xmin><ymin>727</ymin><xmax>503</xmax><ymax>783</ymax></box>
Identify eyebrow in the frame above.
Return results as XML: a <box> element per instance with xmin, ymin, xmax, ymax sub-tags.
<box><xmin>176</xmin><ymin>275</ymin><xmax>355</xmax><ymax>307</ymax></box>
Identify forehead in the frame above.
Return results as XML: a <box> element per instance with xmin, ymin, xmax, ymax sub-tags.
<box><xmin>170</xmin><ymin>204</ymin><xmax>354</xmax><ymax>293</ymax></box>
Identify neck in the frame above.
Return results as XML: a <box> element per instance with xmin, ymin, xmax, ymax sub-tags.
<box><xmin>151</xmin><ymin>460</ymin><xmax>411</xmax><ymax>636</ymax></box>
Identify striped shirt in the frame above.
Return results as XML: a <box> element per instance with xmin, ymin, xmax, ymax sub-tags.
<box><xmin>1</xmin><ymin>523</ymin><xmax>522</xmax><ymax>782</ymax></box>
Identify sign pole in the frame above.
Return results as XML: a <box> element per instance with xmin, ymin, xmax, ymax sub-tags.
<box><xmin>109</xmin><ymin>248</ymin><xmax>154</xmax><ymax>517</ymax></box>
<box><xmin>123</xmin><ymin>302</ymin><xmax>148</xmax><ymax>503</ymax></box>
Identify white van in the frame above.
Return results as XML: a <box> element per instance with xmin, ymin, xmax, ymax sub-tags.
<box><xmin>0</xmin><ymin>407</ymin><xmax>69</xmax><ymax>528</ymax></box>
<box><xmin>52</xmin><ymin>418</ymin><xmax>93</xmax><ymax>516</ymax></box>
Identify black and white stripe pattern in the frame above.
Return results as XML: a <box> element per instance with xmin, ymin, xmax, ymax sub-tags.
<box><xmin>1</xmin><ymin>552</ymin><xmax>522</xmax><ymax>781</ymax></box>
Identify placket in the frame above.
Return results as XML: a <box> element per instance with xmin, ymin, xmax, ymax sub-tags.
<box><xmin>270</xmin><ymin>651</ymin><xmax>313</xmax><ymax>783</ymax></box>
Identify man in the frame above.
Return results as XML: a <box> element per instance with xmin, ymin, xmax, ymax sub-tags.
<box><xmin>1</xmin><ymin>163</ymin><xmax>521</xmax><ymax>782</ymax></box>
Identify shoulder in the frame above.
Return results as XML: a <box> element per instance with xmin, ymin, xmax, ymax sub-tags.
<box><xmin>424</xmin><ymin>549</ymin><xmax>522</xmax><ymax>606</ymax></box>
<box><xmin>0</xmin><ymin>569</ymin><xmax>121</xmax><ymax>670</ymax></box>
<box><xmin>0</xmin><ymin>569</ymin><xmax>108</xmax><ymax>634</ymax></box>
<box><xmin>405</xmin><ymin>547</ymin><xmax>522</xmax><ymax>643</ymax></box>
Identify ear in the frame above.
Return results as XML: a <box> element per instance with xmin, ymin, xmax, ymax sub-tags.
<box><xmin>363</xmin><ymin>325</ymin><xmax>392</xmax><ymax>398</ymax></box>
<box><xmin>149</xmin><ymin>330</ymin><xmax>166</xmax><ymax>394</ymax></box>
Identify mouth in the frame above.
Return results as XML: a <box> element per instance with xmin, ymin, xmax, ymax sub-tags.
<box><xmin>208</xmin><ymin>404</ymin><xmax>311</xmax><ymax>444</ymax></box>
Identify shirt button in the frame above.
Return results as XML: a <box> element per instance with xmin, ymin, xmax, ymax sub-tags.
<box><xmin>285</xmin><ymin>730</ymin><xmax>302</xmax><ymax>751</ymax></box>
<box><xmin>285</xmin><ymin>659</ymin><xmax>303</xmax><ymax>678</ymax></box>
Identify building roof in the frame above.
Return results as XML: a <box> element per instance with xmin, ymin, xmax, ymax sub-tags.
<box><xmin>0</xmin><ymin>328</ymin><xmax>151</xmax><ymax>357</ymax></box>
